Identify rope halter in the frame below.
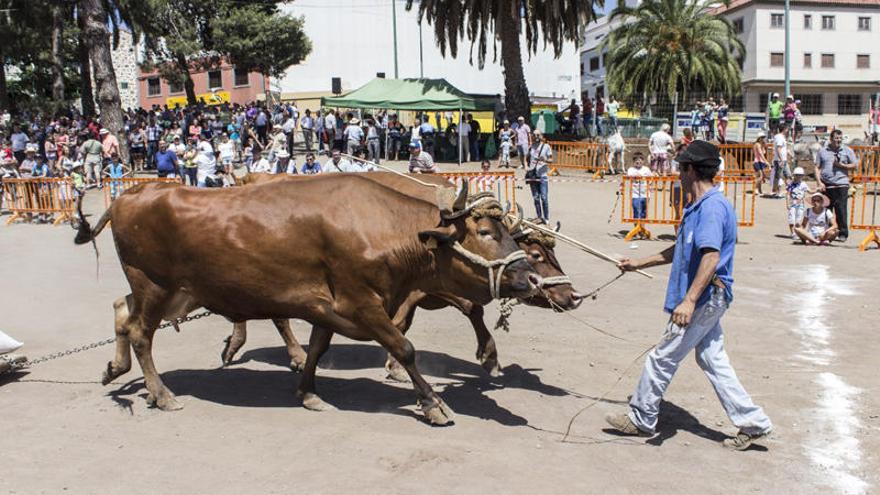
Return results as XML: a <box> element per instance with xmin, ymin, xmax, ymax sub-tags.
<box><xmin>538</xmin><ymin>275</ymin><xmax>572</xmax><ymax>288</ymax></box>
<box><xmin>450</xmin><ymin>242</ymin><xmax>528</xmax><ymax>300</ymax></box>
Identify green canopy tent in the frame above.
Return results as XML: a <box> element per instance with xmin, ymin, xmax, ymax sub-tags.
<box><xmin>322</xmin><ymin>78</ymin><xmax>496</xmax><ymax>164</ymax></box>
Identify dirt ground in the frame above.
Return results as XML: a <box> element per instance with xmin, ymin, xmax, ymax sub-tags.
<box><xmin>1</xmin><ymin>163</ymin><xmax>878</xmax><ymax>495</ymax></box>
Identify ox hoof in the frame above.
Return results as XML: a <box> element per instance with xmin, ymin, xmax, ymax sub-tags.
<box><xmin>386</xmin><ymin>365</ymin><xmax>410</xmax><ymax>383</ymax></box>
<box><xmin>146</xmin><ymin>392</ymin><xmax>184</xmax><ymax>411</ymax></box>
<box><xmin>301</xmin><ymin>393</ymin><xmax>337</xmax><ymax>412</ymax></box>
<box><xmin>101</xmin><ymin>361</ymin><xmax>128</xmax><ymax>385</ymax></box>
<box><xmin>421</xmin><ymin>399</ymin><xmax>455</xmax><ymax>426</ymax></box>
<box><xmin>220</xmin><ymin>336</ymin><xmax>237</xmax><ymax>366</ymax></box>
<box><xmin>290</xmin><ymin>350</ymin><xmax>307</xmax><ymax>372</ymax></box>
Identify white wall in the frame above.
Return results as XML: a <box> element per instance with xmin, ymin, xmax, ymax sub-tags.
<box><xmin>277</xmin><ymin>0</ymin><xmax>580</xmax><ymax>100</ymax></box>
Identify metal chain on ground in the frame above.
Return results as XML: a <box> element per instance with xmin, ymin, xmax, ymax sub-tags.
<box><xmin>0</xmin><ymin>310</ymin><xmax>213</xmax><ymax>373</ymax></box>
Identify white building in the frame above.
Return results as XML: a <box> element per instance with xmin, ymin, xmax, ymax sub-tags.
<box><xmin>277</xmin><ymin>0</ymin><xmax>580</xmax><ymax>109</ymax></box>
<box><xmin>715</xmin><ymin>0</ymin><xmax>880</xmax><ymax>128</ymax></box>
<box><xmin>579</xmin><ymin>0</ymin><xmax>640</xmax><ymax>100</ymax></box>
<box><xmin>99</xmin><ymin>29</ymin><xmax>140</xmax><ymax>111</ymax></box>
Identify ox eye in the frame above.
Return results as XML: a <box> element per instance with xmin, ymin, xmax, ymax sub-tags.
<box><xmin>478</xmin><ymin>228</ymin><xmax>493</xmax><ymax>236</ymax></box>
<box><xmin>530</xmin><ymin>251</ymin><xmax>543</xmax><ymax>261</ymax></box>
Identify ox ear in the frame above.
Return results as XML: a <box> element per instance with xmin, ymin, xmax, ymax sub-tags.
<box><xmin>418</xmin><ymin>225</ymin><xmax>458</xmax><ymax>249</ymax></box>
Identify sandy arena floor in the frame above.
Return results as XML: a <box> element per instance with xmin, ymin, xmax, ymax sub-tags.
<box><xmin>1</xmin><ymin>162</ymin><xmax>878</xmax><ymax>494</ymax></box>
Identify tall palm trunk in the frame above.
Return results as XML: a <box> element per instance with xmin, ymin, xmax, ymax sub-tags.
<box><xmin>499</xmin><ymin>4</ymin><xmax>530</xmax><ymax>122</ymax></box>
<box><xmin>175</xmin><ymin>52</ymin><xmax>197</xmax><ymax>106</ymax></box>
<box><xmin>79</xmin><ymin>0</ymin><xmax>128</xmax><ymax>163</ymax></box>
<box><xmin>51</xmin><ymin>3</ymin><xmax>65</xmax><ymax>102</ymax></box>
<box><xmin>77</xmin><ymin>11</ymin><xmax>96</xmax><ymax>116</ymax></box>
<box><xmin>0</xmin><ymin>48</ymin><xmax>8</xmax><ymax>111</ymax></box>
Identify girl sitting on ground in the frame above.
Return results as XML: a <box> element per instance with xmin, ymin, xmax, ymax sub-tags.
<box><xmin>794</xmin><ymin>192</ymin><xmax>838</xmax><ymax>245</ymax></box>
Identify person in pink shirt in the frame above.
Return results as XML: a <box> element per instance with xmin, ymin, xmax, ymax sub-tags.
<box><xmin>100</xmin><ymin>128</ymin><xmax>119</xmax><ymax>160</ymax></box>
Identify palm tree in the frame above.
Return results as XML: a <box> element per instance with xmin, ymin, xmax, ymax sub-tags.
<box><xmin>603</xmin><ymin>0</ymin><xmax>744</xmax><ymax>104</ymax></box>
<box><xmin>406</xmin><ymin>0</ymin><xmax>600</xmax><ymax>121</ymax></box>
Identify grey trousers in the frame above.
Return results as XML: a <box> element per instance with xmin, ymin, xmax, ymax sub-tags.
<box><xmin>629</xmin><ymin>287</ymin><xmax>773</xmax><ymax>435</ymax></box>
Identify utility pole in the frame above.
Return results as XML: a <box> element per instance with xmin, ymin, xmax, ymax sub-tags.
<box><xmin>419</xmin><ymin>19</ymin><xmax>424</xmax><ymax>78</ymax></box>
<box><xmin>784</xmin><ymin>0</ymin><xmax>791</xmax><ymax>97</ymax></box>
<box><xmin>392</xmin><ymin>0</ymin><xmax>399</xmax><ymax>78</ymax></box>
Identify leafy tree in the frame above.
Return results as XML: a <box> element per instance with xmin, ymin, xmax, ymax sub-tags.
<box><xmin>603</xmin><ymin>0</ymin><xmax>744</xmax><ymax>102</ymax></box>
<box><xmin>406</xmin><ymin>0</ymin><xmax>600</xmax><ymax>121</ymax></box>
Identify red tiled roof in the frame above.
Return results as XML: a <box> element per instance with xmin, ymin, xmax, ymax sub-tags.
<box><xmin>712</xmin><ymin>0</ymin><xmax>880</xmax><ymax>15</ymax></box>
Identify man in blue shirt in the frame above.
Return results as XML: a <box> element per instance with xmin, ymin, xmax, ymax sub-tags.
<box><xmin>606</xmin><ymin>141</ymin><xmax>772</xmax><ymax>451</ymax></box>
<box><xmin>154</xmin><ymin>142</ymin><xmax>179</xmax><ymax>179</ymax></box>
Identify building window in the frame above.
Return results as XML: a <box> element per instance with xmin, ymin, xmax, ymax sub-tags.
<box><xmin>733</xmin><ymin>17</ymin><xmax>744</xmax><ymax>34</ymax></box>
<box><xmin>821</xmin><ymin>15</ymin><xmax>835</xmax><ymax>30</ymax></box>
<box><xmin>821</xmin><ymin>53</ymin><xmax>835</xmax><ymax>68</ymax></box>
<box><xmin>857</xmin><ymin>54</ymin><xmax>870</xmax><ymax>69</ymax></box>
<box><xmin>804</xmin><ymin>14</ymin><xmax>812</xmax><ymax>29</ymax></box>
<box><xmin>147</xmin><ymin>77</ymin><xmax>161</xmax><ymax>97</ymax></box>
<box><xmin>233</xmin><ymin>67</ymin><xmax>250</xmax><ymax>87</ymax></box>
<box><xmin>760</xmin><ymin>94</ymin><xmax>769</xmax><ymax>112</ymax></box>
<box><xmin>602</xmin><ymin>52</ymin><xmax>608</xmax><ymax>67</ymax></box>
<box><xmin>838</xmin><ymin>94</ymin><xmax>863</xmax><ymax>115</ymax></box>
<box><xmin>794</xmin><ymin>94</ymin><xmax>823</xmax><ymax>115</ymax></box>
<box><xmin>120</xmin><ymin>82</ymin><xmax>129</xmax><ymax>90</ymax></box>
<box><xmin>858</xmin><ymin>16</ymin><xmax>871</xmax><ymax>31</ymax></box>
<box><xmin>589</xmin><ymin>56</ymin><xmax>600</xmax><ymax>72</ymax></box>
<box><xmin>580</xmin><ymin>62</ymin><xmax>584</xmax><ymax>76</ymax></box>
<box><xmin>168</xmin><ymin>79</ymin><xmax>183</xmax><ymax>94</ymax></box>
<box><xmin>207</xmin><ymin>70</ymin><xmax>222</xmax><ymax>90</ymax></box>
<box><xmin>804</xmin><ymin>53</ymin><xmax>812</xmax><ymax>68</ymax></box>
<box><xmin>770</xmin><ymin>52</ymin><xmax>784</xmax><ymax>67</ymax></box>
<box><xmin>770</xmin><ymin>13</ymin><xmax>784</xmax><ymax>28</ymax></box>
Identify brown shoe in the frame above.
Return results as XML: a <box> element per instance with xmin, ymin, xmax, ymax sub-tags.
<box><xmin>604</xmin><ymin>412</ymin><xmax>652</xmax><ymax>436</ymax></box>
<box><xmin>722</xmin><ymin>430</ymin><xmax>771</xmax><ymax>451</ymax></box>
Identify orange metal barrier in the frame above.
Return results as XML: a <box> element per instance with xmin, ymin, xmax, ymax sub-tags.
<box><xmin>440</xmin><ymin>171</ymin><xmax>518</xmax><ymax>212</ymax></box>
<box><xmin>850</xmin><ymin>176</ymin><xmax>880</xmax><ymax>251</ymax></box>
<box><xmin>103</xmin><ymin>177</ymin><xmax>181</xmax><ymax>207</ymax></box>
<box><xmin>1</xmin><ymin>178</ymin><xmax>76</xmax><ymax>225</ymax></box>
<box><xmin>620</xmin><ymin>175</ymin><xmax>756</xmax><ymax>241</ymax></box>
<box><xmin>547</xmin><ymin>141</ymin><xmax>609</xmax><ymax>177</ymax></box>
<box><xmin>717</xmin><ymin>143</ymin><xmax>766</xmax><ymax>177</ymax></box>
<box><xmin>852</xmin><ymin>146</ymin><xmax>880</xmax><ymax>180</ymax></box>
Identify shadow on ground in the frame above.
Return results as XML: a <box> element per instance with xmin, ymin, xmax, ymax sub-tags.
<box><xmin>106</xmin><ymin>343</ymin><xmax>583</xmax><ymax>427</ymax></box>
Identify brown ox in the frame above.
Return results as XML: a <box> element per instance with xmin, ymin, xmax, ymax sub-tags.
<box><xmin>75</xmin><ymin>173</ymin><xmax>540</xmax><ymax>425</ymax></box>
<box><xmin>220</xmin><ymin>218</ymin><xmax>583</xmax><ymax>380</ymax></box>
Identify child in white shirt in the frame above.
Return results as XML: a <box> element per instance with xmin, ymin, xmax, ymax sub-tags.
<box><xmin>626</xmin><ymin>152</ymin><xmax>653</xmax><ymax>225</ymax></box>
<box><xmin>785</xmin><ymin>167</ymin><xmax>811</xmax><ymax>239</ymax></box>
<box><xmin>794</xmin><ymin>192</ymin><xmax>838</xmax><ymax>245</ymax></box>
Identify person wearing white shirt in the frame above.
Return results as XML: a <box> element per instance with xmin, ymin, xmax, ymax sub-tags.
<box><xmin>274</xmin><ymin>150</ymin><xmax>298</xmax><ymax>174</ymax></box>
<box><xmin>771</xmin><ymin>123</ymin><xmax>791</xmax><ymax>197</ymax></box>
<box><xmin>626</xmin><ymin>152</ymin><xmax>654</xmax><ymax>228</ymax></box>
<box><xmin>324</xmin><ymin>149</ymin><xmax>374</xmax><ymax>173</ymax></box>
<box><xmin>194</xmin><ymin>152</ymin><xmax>216</xmax><ymax>187</ymax></box>
<box><xmin>458</xmin><ymin>119</ymin><xmax>472</xmax><ymax>162</ymax></box>
<box><xmin>648</xmin><ymin>124</ymin><xmax>674</xmax><ymax>175</ymax></box>
<box><xmin>249</xmin><ymin>149</ymin><xmax>272</xmax><ymax>174</ymax></box>
<box><xmin>218</xmin><ymin>135</ymin><xmax>235</xmax><ymax>173</ymax></box>
<box><xmin>408</xmin><ymin>142</ymin><xmax>437</xmax><ymax>173</ymax></box>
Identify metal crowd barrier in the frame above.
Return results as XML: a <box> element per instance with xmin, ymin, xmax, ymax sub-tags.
<box><xmin>2</xmin><ymin>178</ymin><xmax>76</xmax><ymax>226</ymax></box>
<box><xmin>619</xmin><ymin>175</ymin><xmax>756</xmax><ymax>241</ymax></box>
<box><xmin>103</xmin><ymin>177</ymin><xmax>181</xmax><ymax>207</ymax></box>
<box><xmin>850</xmin><ymin>175</ymin><xmax>880</xmax><ymax>251</ymax></box>
<box><xmin>852</xmin><ymin>146</ymin><xmax>880</xmax><ymax>180</ymax></box>
<box><xmin>717</xmin><ymin>143</ymin><xmax>766</xmax><ymax>177</ymax></box>
<box><xmin>547</xmin><ymin>141</ymin><xmax>609</xmax><ymax>177</ymax></box>
<box><xmin>440</xmin><ymin>171</ymin><xmax>518</xmax><ymax>213</ymax></box>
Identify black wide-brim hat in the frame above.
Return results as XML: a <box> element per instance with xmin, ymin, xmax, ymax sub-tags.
<box><xmin>677</xmin><ymin>140</ymin><xmax>721</xmax><ymax>169</ymax></box>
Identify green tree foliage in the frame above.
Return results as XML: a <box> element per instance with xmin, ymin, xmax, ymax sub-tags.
<box><xmin>407</xmin><ymin>0</ymin><xmax>601</xmax><ymax>120</ymax></box>
<box><xmin>603</xmin><ymin>0</ymin><xmax>745</xmax><ymax>101</ymax></box>
<box><xmin>211</xmin><ymin>6</ymin><xmax>311</xmax><ymax>79</ymax></box>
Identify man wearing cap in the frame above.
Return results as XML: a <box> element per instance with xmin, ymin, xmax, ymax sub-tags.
<box><xmin>767</xmin><ymin>93</ymin><xmax>783</xmax><ymax>135</ymax></box>
<box><xmin>274</xmin><ymin>150</ymin><xmax>297</xmax><ymax>175</ymax></box>
<box><xmin>408</xmin><ymin>142</ymin><xmax>437</xmax><ymax>174</ymax></box>
<box><xmin>606</xmin><ymin>140</ymin><xmax>773</xmax><ymax>451</ymax></box>
<box><xmin>526</xmin><ymin>130</ymin><xmax>553</xmax><ymax>223</ymax></box>
<box><xmin>80</xmin><ymin>132</ymin><xmax>104</xmax><ymax>188</ymax></box>
<box><xmin>343</xmin><ymin>118</ymin><xmax>364</xmax><ymax>155</ymax></box>
<box><xmin>814</xmin><ymin>129</ymin><xmax>857</xmax><ymax>242</ymax></box>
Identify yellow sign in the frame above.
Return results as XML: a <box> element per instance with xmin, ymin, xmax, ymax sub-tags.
<box><xmin>166</xmin><ymin>91</ymin><xmax>230</xmax><ymax>108</ymax></box>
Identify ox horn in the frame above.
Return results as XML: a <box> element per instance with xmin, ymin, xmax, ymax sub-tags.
<box><xmin>452</xmin><ymin>183</ymin><xmax>469</xmax><ymax>212</ymax></box>
<box><xmin>502</xmin><ymin>201</ymin><xmax>511</xmax><ymax>215</ymax></box>
<box><xmin>555</xmin><ymin>221</ymin><xmax>562</xmax><ymax>232</ymax></box>
<box><xmin>507</xmin><ymin>203</ymin><xmax>524</xmax><ymax>233</ymax></box>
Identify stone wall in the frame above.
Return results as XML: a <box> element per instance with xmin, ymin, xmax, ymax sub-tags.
<box><xmin>91</xmin><ymin>29</ymin><xmax>140</xmax><ymax>111</ymax></box>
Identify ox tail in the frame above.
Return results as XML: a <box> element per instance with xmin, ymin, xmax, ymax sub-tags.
<box><xmin>73</xmin><ymin>195</ymin><xmax>111</xmax><ymax>278</ymax></box>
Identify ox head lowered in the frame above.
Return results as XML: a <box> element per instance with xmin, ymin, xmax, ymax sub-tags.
<box><xmin>418</xmin><ymin>186</ymin><xmax>541</xmax><ymax>304</ymax></box>
<box><xmin>509</xmin><ymin>217</ymin><xmax>583</xmax><ymax>311</ymax></box>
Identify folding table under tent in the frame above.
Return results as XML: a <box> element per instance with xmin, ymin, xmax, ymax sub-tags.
<box><xmin>321</xmin><ymin>78</ymin><xmax>496</xmax><ymax>165</ymax></box>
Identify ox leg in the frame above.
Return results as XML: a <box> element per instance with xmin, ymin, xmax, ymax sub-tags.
<box><xmin>370</xmin><ymin>319</ymin><xmax>455</xmax><ymax>426</ymax></box>
<box><xmin>385</xmin><ymin>306</ymin><xmax>417</xmax><ymax>383</ymax></box>
<box><xmin>468</xmin><ymin>305</ymin><xmax>502</xmax><ymax>377</ymax></box>
<box><xmin>221</xmin><ymin>321</ymin><xmax>248</xmax><ymax>366</ymax></box>
<box><xmin>102</xmin><ymin>295</ymin><xmax>134</xmax><ymax>385</ymax></box>
<box><xmin>297</xmin><ymin>325</ymin><xmax>336</xmax><ymax>411</ymax></box>
<box><xmin>271</xmin><ymin>319</ymin><xmax>307</xmax><ymax>371</ymax></box>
